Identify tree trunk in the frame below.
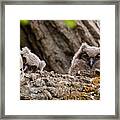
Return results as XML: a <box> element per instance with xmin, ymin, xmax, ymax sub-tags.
<box><xmin>20</xmin><ymin>20</ymin><xmax>100</xmax><ymax>74</ymax></box>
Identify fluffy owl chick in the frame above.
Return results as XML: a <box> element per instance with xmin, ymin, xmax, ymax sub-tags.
<box><xmin>20</xmin><ymin>54</ymin><xmax>23</xmax><ymax>71</ymax></box>
<box><xmin>20</xmin><ymin>54</ymin><xmax>25</xmax><ymax>80</ymax></box>
<box><xmin>69</xmin><ymin>43</ymin><xmax>100</xmax><ymax>77</ymax></box>
<box><xmin>21</xmin><ymin>47</ymin><xmax>46</xmax><ymax>71</ymax></box>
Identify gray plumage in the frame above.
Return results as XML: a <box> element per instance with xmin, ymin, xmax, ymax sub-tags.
<box><xmin>69</xmin><ymin>43</ymin><xmax>100</xmax><ymax>77</ymax></box>
<box><xmin>20</xmin><ymin>54</ymin><xmax>24</xmax><ymax>80</ymax></box>
<box><xmin>20</xmin><ymin>47</ymin><xmax>46</xmax><ymax>71</ymax></box>
<box><xmin>20</xmin><ymin>54</ymin><xmax>23</xmax><ymax>71</ymax></box>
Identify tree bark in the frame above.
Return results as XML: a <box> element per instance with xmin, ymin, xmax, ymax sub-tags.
<box><xmin>20</xmin><ymin>20</ymin><xmax>100</xmax><ymax>74</ymax></box>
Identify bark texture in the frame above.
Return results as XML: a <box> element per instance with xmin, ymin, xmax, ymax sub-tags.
<box><xmin>20</xmin><ymin>20</ymin><xmax>100</xmax><ymax>74</ymax></box>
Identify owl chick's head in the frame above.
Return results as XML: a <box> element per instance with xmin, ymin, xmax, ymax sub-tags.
<box><xmin>21</xmin><ymin>47</ymin><xmax>31</xmax><ymax>55</ymax></box>
<box><xmin>70</xmin><ymin>43</ymin><xmax>100</xmax><ymax>77</ymax></box>
<box><xmin>78</xmin><ymin>43</ymin><xmax>100</xmax><ymax>68</ymax></box>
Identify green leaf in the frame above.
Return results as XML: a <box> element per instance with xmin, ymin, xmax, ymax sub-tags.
<box><xmin>64</xmin><ymin>20</ymin><xmax>77</xmax><ymax>29</ymax></box>
<box><xmin>20</xmin><ymin>20</ymin><xmax>30</xmax><ymax>26</ymax></box>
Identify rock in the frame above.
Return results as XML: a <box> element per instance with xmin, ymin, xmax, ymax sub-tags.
<box><xmin>20</xmin><ymin>70</ymin><xmax>100</xmax><ymax>100</ymax></box>
<box><xmin>43</xmin><ymin>90</ymin><xmax>52</xmax><ymax>99</ymax></box>
<box><xmin>30</xmin><ymin>87</ymin><xmax>39</xmax><ymax>94</ymax></box>
<box><xmin>34</xmin><ymin>78</ymin><xmax>46</xmax><ymax>87</ymax></box>
<box><xmin>47</xmin><ymin>87</ymin><xmax>58</xmax><ymax>97</ymax></box>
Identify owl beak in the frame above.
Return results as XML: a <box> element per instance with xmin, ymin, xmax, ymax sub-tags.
<box><xmin>89</xmin><ymin>58</ymin><xmax>94</xmax><ymax>68</ymax></box>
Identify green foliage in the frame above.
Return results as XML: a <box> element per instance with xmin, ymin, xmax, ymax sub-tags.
<box><xmin>20</xmin><ymin>20</ymin><xmax>30</xmax><ymax>26</ymax></box>
<box><xmin>64</xmin><ymin>20</ymin><xmax>77</xmax><ymax>29</ymax></box>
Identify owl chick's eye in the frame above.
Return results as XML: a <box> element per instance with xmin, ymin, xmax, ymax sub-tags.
<box><xmin>95</xmin><ymin>53</ymin><xmax>100</xmax><ymax>60</ymax></box>
<box><xmin>80</xmin><ymin>52</ymin><xmax>89</xmax><ymax>61</ymax></box>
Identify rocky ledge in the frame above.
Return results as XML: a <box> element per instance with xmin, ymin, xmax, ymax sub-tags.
<box><xmin>20</xmin><ymin>70</ymin><xmax>100</xmax><ymax>100</ymax></box>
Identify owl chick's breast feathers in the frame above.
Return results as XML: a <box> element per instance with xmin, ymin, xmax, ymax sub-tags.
<box><xmin>69</xmin><ymin>43</ymin><xmax>100</xmax><ymax>77</ymax></box>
